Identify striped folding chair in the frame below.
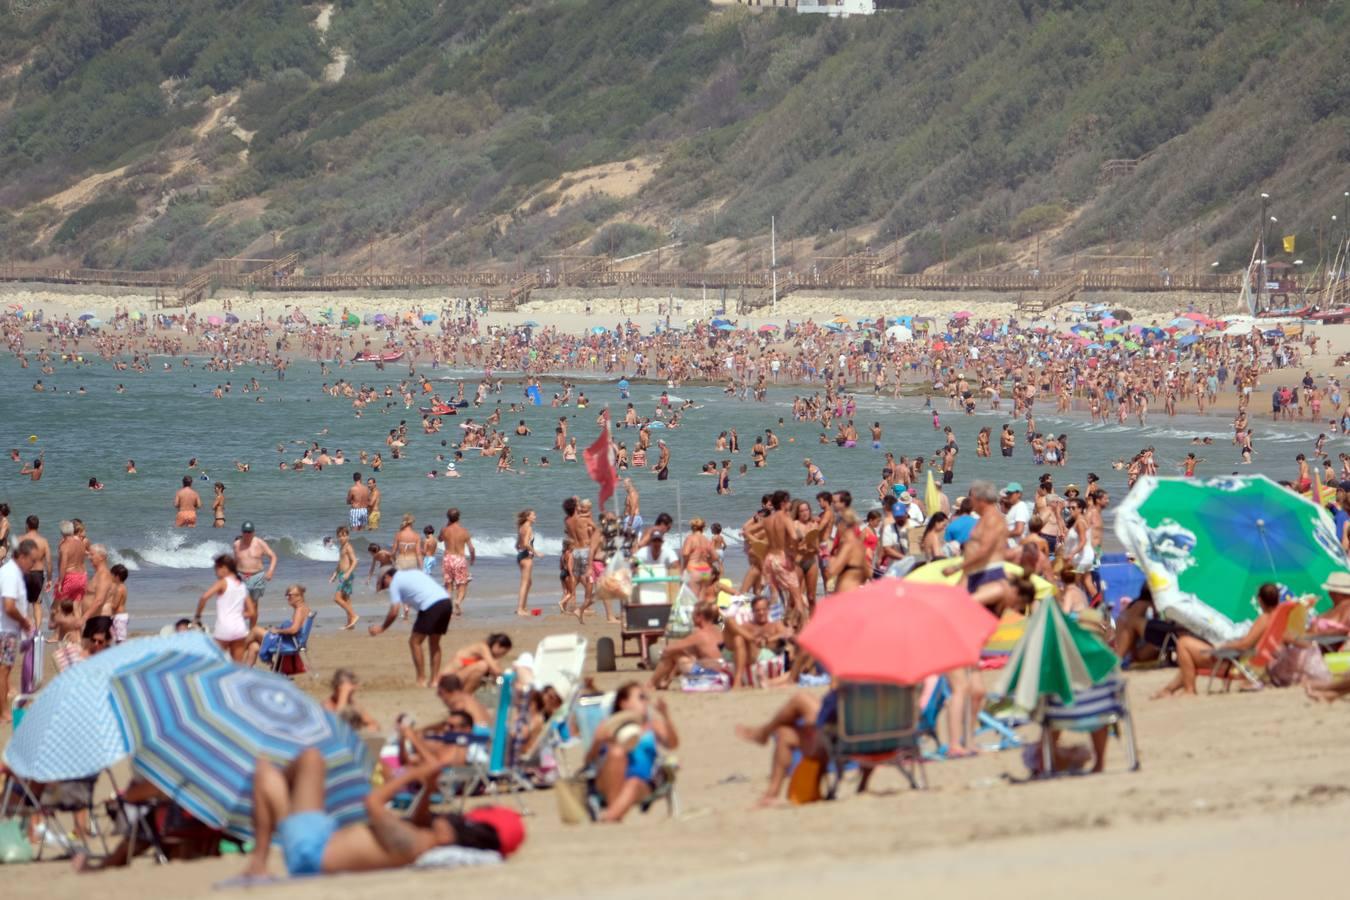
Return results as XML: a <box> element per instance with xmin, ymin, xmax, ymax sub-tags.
<box><xmin>1039</xmin><ymin>679</ymin><xmax>1140</xmax><ymax>773</ymax></box>
<box><xmin>823</xmin><ymin>682</ymin><xmax>927</xmax><ymax>799</ymax></box>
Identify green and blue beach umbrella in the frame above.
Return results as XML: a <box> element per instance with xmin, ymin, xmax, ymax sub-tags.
<box><xmin>1115</xmin><ymin>475</ymin><xmax>1350</xmax><ymax>644</ymax></box>
<box><xmin>992</xmin><ymin>596</ymin><xmax>1119</xmax><ymax>712</ymax></box>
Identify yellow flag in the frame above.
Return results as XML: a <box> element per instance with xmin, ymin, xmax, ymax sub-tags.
<box><xmin>1282</xmin><ymin>234</ymin><xmax>1296</xmax><ymax>254</ymax></box>
<box><xmin>924</xmin><ymin>469</ymin><xmax>942</xmax><ymax>518</ymax></box>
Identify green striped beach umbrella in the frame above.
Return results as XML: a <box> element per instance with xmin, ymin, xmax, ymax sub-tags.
<box><xmin>1114</xmin><ymin>475</ymin><xmax>1349</xmax><ymax>644</ymax></box>
<box><xmin>993</xmin><ymin>598</ymin><xmax>1118</xmax><ymax>713</ymax></box>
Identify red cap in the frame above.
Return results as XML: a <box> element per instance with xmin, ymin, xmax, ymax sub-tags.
<box><xmin>465</xmin><ymin>806</ymin><xmax>525</xmax><ymax>857</ymax></box>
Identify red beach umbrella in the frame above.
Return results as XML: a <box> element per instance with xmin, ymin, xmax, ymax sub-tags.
<box><xmin>797</xmin><ymin>579</ymin><xmax>998</xmax><ymax>685</ymax></box>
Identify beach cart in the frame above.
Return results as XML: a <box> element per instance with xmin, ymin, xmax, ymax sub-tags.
<box><xmin>595</xmin><ymin>563</ymin><xmax>682</xmax><ymax>671</ymax></box>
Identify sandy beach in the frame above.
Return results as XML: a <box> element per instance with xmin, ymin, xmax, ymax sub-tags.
<box><xmin>5</xmin><ymin>619</ymin><xmax>1350</xmax><ymax>900</ymax></box>
<box><xmin>4</xmin><ymin>282</ymin><xmax>1350</xmax><ymax>900</ymax></box>
<box><xmin>0</xmin><ymin>281</ymin><xmax>1247</xmax><ymax>335</ymax></box>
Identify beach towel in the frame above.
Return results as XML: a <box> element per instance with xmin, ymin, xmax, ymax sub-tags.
<box><xmin>680</xmin><ymin>666</ymin><xmax>731</xmax><ymax>692</ymax></box>
<box><xmin>412</xmin><ymin>846</ymin><xmax>503</xmax><ymax>869</ymax></box>
<box><xmin>19</xmin><ymin>635</ymin><xmax>42</xmax><ymax>694</ymax></box>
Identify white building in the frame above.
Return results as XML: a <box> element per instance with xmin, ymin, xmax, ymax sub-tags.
<box><xmin>796</xmin><ymin>0</ymin><xmax>875</xmax><ymax>16</ymax></box>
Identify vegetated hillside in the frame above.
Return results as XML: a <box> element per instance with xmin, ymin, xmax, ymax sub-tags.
<box><xmin>0</xmin><ymin>0</ymin><xmax>1345</xmax><ymax>276</ymax></box>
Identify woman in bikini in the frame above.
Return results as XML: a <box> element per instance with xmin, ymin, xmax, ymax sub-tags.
<box><xmin>825</xmin><ymin>509</ymin><xmax>870</xmax><ymax>594</ymax></box>
<box><xmin>920</xmin><ymin>512</ymin><xmax>950</xmax><ymax>561</ymax></box>
<box><xmin>440</xmin><ymin>633</ymin><xmax>513</xmax><ymax>692</ymax></box>
<box><xmin>212</xmin><ymin>482</ymin><xmax>226</xmax><ymax>528</ymax></box>
<box><xmin>793</xmin><ymin>500</ymin><xmax>823</xmax><ymax>611</ymax></box>
<box><xmin>515</xmin><ymin>509</ymin><xmax>536</xmax><ymax>616</ymax></box>
<box><xmin>680</xmin><ymin>518</ymin><xmax>717</xmax><ymax>601</ymax></box>
<box><xmin>393</xmin><ymin>514</ymin><xmax>422</xmax><ymax>571</ymax></box>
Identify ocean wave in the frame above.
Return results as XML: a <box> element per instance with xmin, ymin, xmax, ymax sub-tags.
<box><xmin>473</xmin><ymin>535</ymin><xmax>564</xmax><ymax>558</ymax></box>
<box><xmin>118</xmin><ymin>532</ymin><xmax>233</xmax><ymax>569</ymax></box>
<box><xmin>1141</xmin><ymin>428</ymin><xmax>1230</xmax><ymax>441</ymax></box>
<box><xmin>106</xmin><ymin>549</ymin><xmax>141</xmax><ymax>572</ymax></box>
<box><xmin>274</xmin><ymin>536</ymin><xmax>339</xmax><ymax>562</ymax></box>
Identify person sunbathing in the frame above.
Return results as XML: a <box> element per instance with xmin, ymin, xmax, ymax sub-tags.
<box><xmin>584</xmin><ymin>683</ymin><xmax>678</xmax><ymax>823</ymax></box>
<box><xmin>239</xmin><ymin>748</ymin><xmax>521</xmax><ymax>881</ymax></box>
<box><xmin>722</xmin><ymin>596</ymin><xmax>793</xmax><ymax>688</ymax></box>
<box><xmin>1306</xmin><ymin>676</ymin><xmax>1350</xmax><ymax>702</ymax></box>
<box><xmin>397</xmin><ymin>709</ymin><xmax>480</xmax><ymax>770</ymax></box>
<box><xmin>438</xmin><ymin>633</ymin><xmax>512</xmax><ymax>692</ymax></box>
<box><xmin>433</xmin><ymin>672</ymin><xmax>491</xmax><ymax>726</ymax></box>
<box><xmin>646</xmin><ymin>601</ymin><xmax>724</xmax><ymax>690</ymax></box>
<box><xmin>1152</xmin><ymin>583</ymin><xmax>1280</xmax><ymax>698</ymax></box>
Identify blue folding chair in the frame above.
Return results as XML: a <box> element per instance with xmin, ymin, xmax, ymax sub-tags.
<box><xmin>822</xmin><ymin>682</ymin><xmax>927</xmax><ymax>798</ymax></box>
<box><xmin>436</xmin><ymin>671</ymin><xmax>533</xmax><ymax>811</ymax></box>
<box><xmin>260</xmin><ymin>612</ymin><xmax>316</xmax><ymax>676</ymax></box>
<box><xmin>919</xmin><ymin>676</ymin><xmax>1022</xmax><ymax>759</ymax></box>
<box><xmin>1039</xmin><ymin>679</ymin><xmax>1140</xmax><ymax>773</ymax></box>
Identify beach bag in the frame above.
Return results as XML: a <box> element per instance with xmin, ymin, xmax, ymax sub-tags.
<box><xmin>787</xmin><ymin>757</ymin><xmax>822</xmax><ymax>805</ymax></box>
<box><xmin>0</xmin><ymin>818</ymin><xmax>33</xmax><ymax>864</ymax></box>
<box><xmin>554</xmin><ymin>777</ymin><xmax>589</xmax><ymax>825</ymax></box>
<box><xmin>1268</xmin><ymin>644</ymin><xmax>1330</xmax><ymax>687</ymax></box>
<box><xmin>277</xmin><ymin>652</ymin><xmax>307</xmax><ymax>676</ymax></box>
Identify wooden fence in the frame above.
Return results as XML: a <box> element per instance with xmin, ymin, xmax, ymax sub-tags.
<box><xmin>2</xmin><ymin>260</ymin><xmax>1244</xmax><ymax>298</ymax></box>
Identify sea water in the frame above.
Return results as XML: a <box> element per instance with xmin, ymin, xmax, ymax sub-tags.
<box><xmin>0</xmin><ymin>357</ymin><xmax>1317</xmax><ymax>629</ymax></box>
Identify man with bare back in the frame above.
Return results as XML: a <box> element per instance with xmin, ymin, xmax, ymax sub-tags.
<box><xmin>757</xmin><ymin>490</ymin><xmax>808</xmax><ymax>627</ymax></box>
<box><xmin>438</xmin><ymin>508</ymin><xmax>476</xmax><ymax>615</ymax></box>
<box><xmin>174</xmin><ymin>476</ymin><xmax>201</xmax><ymax>527</ymax></box>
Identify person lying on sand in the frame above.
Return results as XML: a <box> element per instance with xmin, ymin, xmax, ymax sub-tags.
<box><xmin>237</xmin><ymin>748</ymin><xmax>521</xmax><ymax>882</ymax></box>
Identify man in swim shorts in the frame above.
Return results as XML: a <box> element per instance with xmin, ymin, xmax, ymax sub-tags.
<box><xmin>438</xmin><ymin>508</ymin><xmax>476</xmax><ymax>615</ymax></box>
<box><xmin>234</xmin><ymin>521</ymin><xmax>277</xmax><ymax>627</ymax></box>
<box><xmin>240</xmin><ymin>748</ymin><xmax>522</xmax><ymax>881</ymax></box>
<box><xmin>174</xmin><ymin>476</ymin><xmax>201</xmax><ymax>527</ymax></box>
<box><xmin>55</xmin><ymin>520</ymin><xmax>88</xmax><ymax>604</ymax></box>
<box><xmin>346</xmin><ymin>472</ymin><xmax>370</xmax><ymax>531</ymax></box>
<box><xmin>946</xmin><ymin>481</ymin><xmax>1009</xmax><ymax>603</ymax></box>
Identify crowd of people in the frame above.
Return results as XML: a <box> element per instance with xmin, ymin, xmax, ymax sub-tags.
<box><xmin>6</xmin><ymin>297</ymin><xmax>1350</xmax><ymax>883</ymax></box>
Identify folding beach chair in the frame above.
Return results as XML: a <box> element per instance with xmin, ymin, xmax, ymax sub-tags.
<box><xmin>1038</xmin><ymin>678</ymin><xmax>1140</xmax><ymax>773</ymax></box>
<box><xmin>436</xmin><ymin>671</ymin><xmax>533</xmax><ymax>812</ymax></box>
<box><xmin>532</xmin><ymin>633</ymin><xmax>587</xmax><ymax>699</ymax></box>
<box><xmin>0</xmin><ymin>768</ymin><xmax>121</xmax><ymax>862</ymax></box>
<box><xmin>821</xmin><ymin>682</ymin><xmax>927</xmax><ymax>799</ymax></box>
<box><xmin>1206</xmin><ymin>601</ymin><xmax>1302</xmax><ymax>693</ymax></box>
<box><xmin>266</xmin><ymin>612</ymin><xmax>317</xmax><ymax>677</ymax></box>
<box><xmin>917</xmin><ymin>676</ymin><xmax>1022</xmax><ymax>758</ymax></box>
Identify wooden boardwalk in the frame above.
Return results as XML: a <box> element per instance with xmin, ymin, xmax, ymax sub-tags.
<box><xmin>1</xmin><ymin>259</ymin><xmax>1243</xmax><ymax>304</ymax></box>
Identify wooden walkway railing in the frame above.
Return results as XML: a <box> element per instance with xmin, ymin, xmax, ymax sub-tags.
<box><xmin>2</xmin><ymin>259</ymin><xmax>1245</xmax><ymax>296</ymax></box>
<box><xmin>0</xmin><ymin>263</ymin><xmax>183</xmax><ymax>288</ymax></box>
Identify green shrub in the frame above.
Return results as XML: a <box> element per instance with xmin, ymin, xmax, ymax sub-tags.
<box><xmin>52</xmin><ymin>196</ymin><xmax>138</xmax><ymax>245</ymax></box>
<box><xmin>592</xmin><ymin>223</ymin><xmax>664</xmax><ymax>258</ymax></box>
<box><xmin>1010</xmin><ymin>203</ymin><xmax>1067</xmax><ymax>238</ymax></box>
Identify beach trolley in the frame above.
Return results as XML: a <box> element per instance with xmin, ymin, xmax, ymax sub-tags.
<box><xmin>595</xmin><ymin>563</ymin><xmax>682</xmax><ymax>671</ymax></box>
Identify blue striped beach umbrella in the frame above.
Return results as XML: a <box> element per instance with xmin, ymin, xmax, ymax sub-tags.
<box><xmin>2</xmin><ymin>632</ymin><xmax>222</xmax><ymax>781</ymax></box>
<box><xmin>110</xmin><ymin>653</ymin><xmax>371</xmax><ymax>838</ymax></box>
